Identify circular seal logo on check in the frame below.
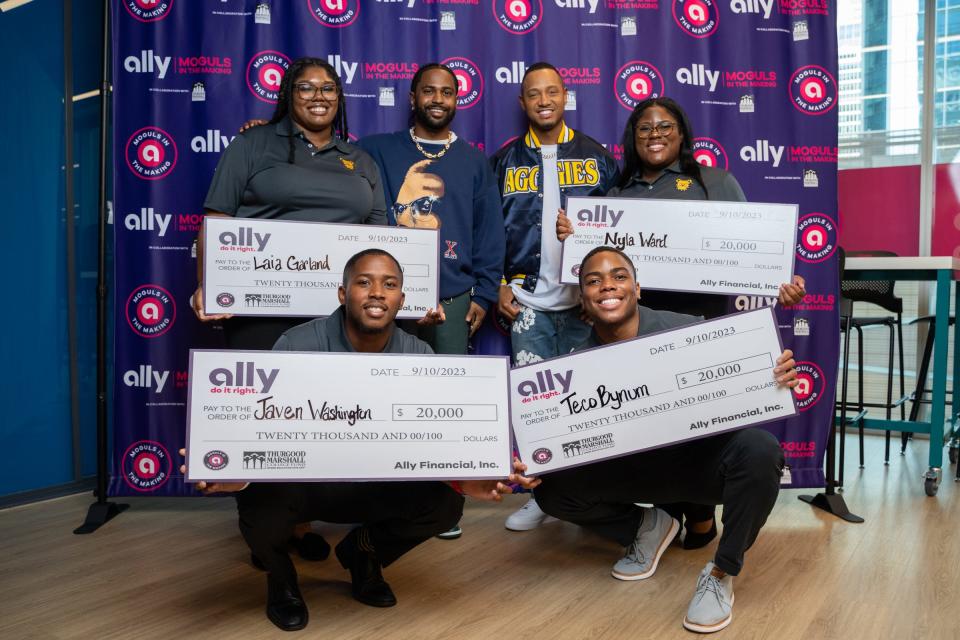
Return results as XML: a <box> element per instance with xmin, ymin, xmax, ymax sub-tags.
<box><xmin>216</xmin><ymin>292</ymin><xmax>235</xmax><ymax>308</ymax></box>
<box><xmin>203</xmin><ymin>450</ymin><xmax>229</xmax><ymax>471</ymax></box>
<box><xmin>532</xmin><ymin>447</ymin><xmax>553</xmax><ymax>464</ymax></box>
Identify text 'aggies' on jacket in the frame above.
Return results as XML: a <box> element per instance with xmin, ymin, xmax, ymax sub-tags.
<box><xmin>492</xmin><ymin>124</ymin><xmax>619</xmax><ymax>293</ymax></box>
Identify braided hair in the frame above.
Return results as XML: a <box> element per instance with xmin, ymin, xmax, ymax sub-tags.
<box><xmin>269</xmin><ymin>57</ymin><xmax>349</xmax><ymax>164</ymax></box>
<box><xmin>616</xmin><ymin>97</ymin><xmax>708</xmax><ymax>196</ymax></box>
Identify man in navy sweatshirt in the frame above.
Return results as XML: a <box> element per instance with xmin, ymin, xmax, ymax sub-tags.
<box><xmin>359</xmin><ymin>63</ymin><xmax>505</xmax><ymax>357</ymax></box>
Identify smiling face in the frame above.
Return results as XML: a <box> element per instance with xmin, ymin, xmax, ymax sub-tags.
<box><xmin>520</xmin><ymin>68</ymin><xmax>566</xmax><ymax>134</ymax></box>
<box><xmin>290</xmin><ymin>66</ymin><xmax>339</xmax><ymax>134</ymax></box>
<box><xmin>633</xmin><ymin>104</ymin><xmax>683</xmax><ymax>173</ymax></box>
<box><xmin>579</xmin><ymin>250</ymin><xmax>641</xmax><ymax>329</ymax></box>
<box><xmin>338</xmin><ymin>254</ymin><xmax>406</xmax><ymax>334</ymax></box>
<box><xmin>411</xmin><ymin>68</ymin><xmax>458</xmax><ymax>133</ymax></box>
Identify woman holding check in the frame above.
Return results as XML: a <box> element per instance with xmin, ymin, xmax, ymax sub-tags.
<box><xmin>192</xmin><ymin>56</ymin><xmax>444</xmax><ymax>346</ymax></box>
<box><xmin>191</xmin><ymin>57</ymin><xmax>442</xmax><ymax>568</ymax></box>
<box><xmin>557</xmin><ymin>97</ymin><xmax>805</xmax><ymax>552</ymax></box>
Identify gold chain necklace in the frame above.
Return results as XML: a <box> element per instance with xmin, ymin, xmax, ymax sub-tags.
<box><xmin>410</xmin><ymin>127</ymin><xmax>453</xmax><ymax>159</ymax></box>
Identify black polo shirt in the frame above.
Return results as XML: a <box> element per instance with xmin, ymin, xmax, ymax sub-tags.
<box><xmin>576</xmin><ymin>305</ymin><xmax>701</xmax><ymax>350</ymax></box>
<box><xmin>273</xmin><ymin>306</ymin><xmax>433</xmax><ymax>355</ymax></box>
<box><xmin>607</xmin><ymin>162</ymin><xmax>745</xmax><ymax>201</ymax></box>
<box><xmin>204</xmin><ymin>117</ymin><xmax>387</xmax><ymax>224</ymax></box>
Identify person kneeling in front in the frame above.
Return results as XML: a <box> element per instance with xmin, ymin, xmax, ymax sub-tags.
<box><xmin>532</xmin><ymin>246</ymin><xmax>797</xmax><ymax>634</ymax></box>
<box><xmin>183</xmin><ymin>249</ymin><xmax>538</xmax><ymax>632</ymax></box>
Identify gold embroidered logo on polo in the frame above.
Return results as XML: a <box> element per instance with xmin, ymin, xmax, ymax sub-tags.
<box><xmin>502</xmin><ymin>158</ymin><xmax>601</xmax><ymax>196</ymax></box>
<box><xmin>340</xmin><ymin>158</ymin><xmax>355</xmax><ymax>171</ymax></box>
<box><xmin>675</xmin><ymin>178</ymin><xmax>692</xmax><ymax>192</ymax></box>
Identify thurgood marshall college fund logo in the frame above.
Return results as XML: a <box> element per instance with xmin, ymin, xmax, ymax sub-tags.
<box><xmin>123</xmin><ymin>0</ymin><xmax>173</xmax><ymax>22</ymax></box>
<box><xmin>796</xmin><ymin>213</ymin><xmax>837</xmax><ymax>263</ymax></box>
<box><xmin>672</xmin><ymin>0</ymin><xmax>719</xmax><ymax>38</ymax></box>
<box><xmin>492</xmin><ymin>0</ymin><xmax>543</xmax><ymax>34</ymax></box>
<box><xmin>615</xmin><ymin>61</ymin><xmax>665</xmax><ymax>110</ymax></box>
<box><xmin>442</xmin><ymin>57</ymin><xmax>484</xmax><ymax>109</ymax></box>
<box><xmin>308</xmin><ymin>0</ymin><xmax>360</xmax><ymax>27</ymax></box>
<box><xmin>789</xmin><ymin>65</ymin><xmax>837</xmax><ymax>115</ymax></box>
<box><xmin>692</xmin><ymin>137</ymin><xmax>728</xmax><ymax>170</ymax></box>
<box><xmin>247</xmin><ymin>51</ymin><xmax>290</xmax><ymax>103</ymax></box>
<box><xmin>122</xmin><ymin>440</ymin><xmax>172</xmax><ymax>492</ymax></box>
<box><xmin>126</xmin><ymin>284</ymin><xmax>176</xmax><ymax>338</ymax></box>
<box><xmin>125</xmin><ymin>127</ymin><xmax>177</xmax><ymax>180</ymax></box>
<box><xmin>792</xmin><ymin>361</ymin><xmax>825</xmax><ymax>411</ymax></box>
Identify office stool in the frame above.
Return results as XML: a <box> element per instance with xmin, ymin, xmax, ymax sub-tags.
<box><xmin>838</xmin><ymin>250</ymin><xmax>909</xmax><ymax>477</ymax></box>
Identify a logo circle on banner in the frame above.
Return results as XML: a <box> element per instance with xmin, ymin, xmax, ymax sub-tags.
<box><xmin>492</xmin><ymin>0</ymin><xmax>543</xmax><ymax>34</ymax></box>
<box><xmin>789</xmin><ymin>65</ymin><xmax>837</xmax><ymax>115</ymax></box>
<box><xmin>203</xmin><ymin>450</ymin><xmax>229</xmax><ymax>471</ymax></box>
<box><xmin>796</xmin><ymin>213</ymin><xmax>837</xmax><ymax>263</ymax></box>
<box><xmin>123</xmin><ymin>0</ymin><xmax>174</xmax><ymax>22</ymax></box>
<box><xmin>614</xmin><ymin>61</ymin><xmax>664</xmax><ymax>110</ymax></box>
<box><xmin>672</xmin><ymin>0</ymin><xmax>719</xmax><ymax>38</ymax></box>
<box><xmin>307</xmin><ymin>0</ymin><xmax>360</xmax><ymax>27</ymax></box>
<box><xmin>246</xmin><ymin>51</ymin><xmax>291</xmax><ymax>103</ymax></box>
<box><xmin>122</xmin><ymin>440</ymin><xmax>172</xmax><ymax>492</ymax></box>
<box><xmin>792</xmin><ymin>361</ymin><xmax>824</xmax><ymax>411</ymax></box>
<box><xmin>125</xmin><ymin>127</ymin><xmax>177</xmax><ymax>180</ymax></box>
<box><xmin>441</xmin><ymin>57</ymin><xmax>484</xmax><ymax>109</ymax></box>
<box><xmin>126</xmin><ymin>284</ymin><xmax>176</xmax><ymax>338</ymax></box>
<box><xmin>693</xmin><ymin>137</ymin><xmax>729</xmax><ymax>170</ymax></box>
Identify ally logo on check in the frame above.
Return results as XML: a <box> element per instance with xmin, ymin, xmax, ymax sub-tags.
<box><xmin>208</xmin><ymin>361</ymin><xmax>279</xmax><ymax>393</ymax></box>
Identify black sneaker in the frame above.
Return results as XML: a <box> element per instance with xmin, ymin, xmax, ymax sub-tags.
<box><xmin>334</xmin><ymin>527</ymin><xmax>397</xmax><ymax>608</ymax></box>
<box><xmin>266</xmin><ymin>575</ymin><xmax>309</xmax><ymax>632</ymax></box>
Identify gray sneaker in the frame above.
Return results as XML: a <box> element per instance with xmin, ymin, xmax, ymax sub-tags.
<box><xmin>683</xmin><ymin>562</ymin><xmax>735</xmax><ymax>633</ymax></box>
<box><xmin>611</xmin><ymin>507</ymin><xmax>679</xmax><ymax>581</ymax></box>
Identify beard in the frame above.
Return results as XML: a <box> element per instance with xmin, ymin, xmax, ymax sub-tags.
<box><xmin>414</xmin><ymin>103</ymin><xmax>456</xmax><ymax>132</ymax></box>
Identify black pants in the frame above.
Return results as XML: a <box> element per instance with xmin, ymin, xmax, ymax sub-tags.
<box><xmin>236</xmin><ymin>482</ymin><xmax>464</xmax><ymax>583</ymax></box>
<box><xmin>533</xmin><ymin>428</ymin><xmax>784</xmax><ymax>576</ymax></box>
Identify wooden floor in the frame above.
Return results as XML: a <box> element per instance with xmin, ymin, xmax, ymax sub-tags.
<box><xmin>2</xmin><ymin>435</ymin><xmax>959</xmax><ymax>640</ymax></box>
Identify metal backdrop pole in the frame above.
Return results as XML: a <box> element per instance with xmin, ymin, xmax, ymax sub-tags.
<box><xmin>75</xmin><ymin>0</ymin><xmax>128</xmax><ymax>535</ymax></box>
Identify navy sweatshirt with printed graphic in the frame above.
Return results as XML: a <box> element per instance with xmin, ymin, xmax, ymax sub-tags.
<box><xmin>359</xmin><ymin>131</ymin><xmax>504</xmax><ymax>310</ymax></box>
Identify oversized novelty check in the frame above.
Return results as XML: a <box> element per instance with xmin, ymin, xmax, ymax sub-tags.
<box><xmin>202</xmin><ymin>217</ymin><xmax>439</xmax><ymax>319</ymax></box>
<box><xmin>509</xmin><ymin>307</ymin><xmax>796</xmax><ymax>474</ymax></box>
<box><xmin>559</xmin><ymin>197</ymin><xmax>798</xmax><ymax>297</ymax></box>
<box><xmin>186</xmin><ymin>350</ymin><xmax>512</xmax><ymax>482</ymax></box>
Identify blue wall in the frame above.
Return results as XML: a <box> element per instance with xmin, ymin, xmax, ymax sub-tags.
<box><xmin>0</xmin><ymin>0</ymin><xmax>103</xmax><ymax>497</ymax></box>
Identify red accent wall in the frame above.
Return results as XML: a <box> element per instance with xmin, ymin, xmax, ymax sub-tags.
<box><xmin>838</xmin><ymin>165</ymin><xmax>921</xmax><ymax>256</ymax></box>
<box><xmin>839</xmin><ymin>163</ymin><xmax>960</xmax><ymax>259</ymax></box>
<box><xmin>932</xmin><ymin>163</ymin><xmax>960</xmax><ymax>260</ymax></box>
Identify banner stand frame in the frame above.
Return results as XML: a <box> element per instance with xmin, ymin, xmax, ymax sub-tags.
<box><xmin>799</xmin><ymin>313</ymin><xmax>863</xmax><ymax>523</ymax></box>
<box><xmin>74</xmin><ymin>0</ymin><xmax>128</xmax><ymax>535</ymax></box>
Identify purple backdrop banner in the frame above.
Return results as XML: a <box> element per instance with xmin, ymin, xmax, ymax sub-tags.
<box><xmin>110</xmin><ymin>0</ymin><xmax>838</xmax><ymax>495</ymax></box>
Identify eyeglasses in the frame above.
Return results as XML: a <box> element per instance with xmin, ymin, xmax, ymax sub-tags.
<box><xmin>634</xmin><ymin>121</ymin><xmax>678</xmax><ymax>139</ymax></box>
<box><xmin>295</xmin><ymin>83</ymin><xmax>339</xmax><ymax>100</ymax></box>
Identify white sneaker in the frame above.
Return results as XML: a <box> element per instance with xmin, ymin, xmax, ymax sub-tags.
<box><xmin>683</xmin><ymin>562</ymin><xmax>735</xmax><ymax>633</ymax></box>
<box><xmin>505</xmin><ymin>497</ymin><xmax>555</xmax><ymax>531</ymax></box>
